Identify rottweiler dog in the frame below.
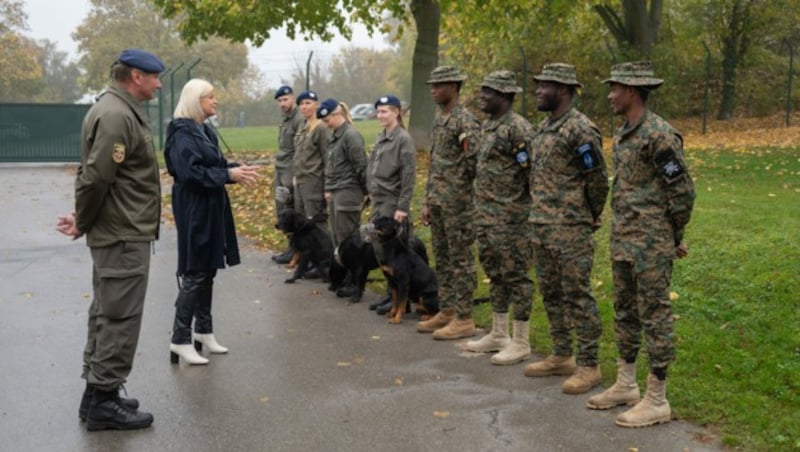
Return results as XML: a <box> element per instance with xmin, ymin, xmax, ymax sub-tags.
<box><xmin>275</xmin><ymin>209</ymin><xmax>333</xmax><ymax>284</ymax></box>
<box><xmin>329</xmin><ymin>225</ymin><xmax>430</xmax><ymax>304</ymax></box>
<box><xmin>370</xmin><ymin>216</ymin><xmax>439</xmax><ymax>324</ymax></box>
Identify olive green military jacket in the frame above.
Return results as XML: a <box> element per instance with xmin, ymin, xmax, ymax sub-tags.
<box><xmin>366</xmin><ymin>126</ymin><xmax>416</xmax><ymax>214</ymax></box>
<box><xmin>425</xmin><ymin>104</ymin><xmax>480</xmax><ymax>211</ymax></box>
<box><xmin>529</xmin><ymin>107</ymin><xmax>608</xmax><ymax>227</ymax></box>
<box><xmin>325</xmin><ymin>122</ymin><xmax>367</xmax><ymax>192</ymax></box>
<box><xmin>611</xmin><ymin>110</ymin><xmax>695</xmax><ymax>265</ymax></box>
<box><xmin>276</xmin><ymin>106</ymin><xmax>304</xmax><ymax>171</ymax></box>
<box><xmin>474</xmin><ymin>110</ymin><xmax>535</xmax><ymax>226</ymax></box>
<box><xmin>75</xmin><ymin>83</ymin><xmax>161</xmax><ymax>248</ymax></box>
<box><xmin>293</xmin><ymin>120</ymin><xmax>329</xmax><ymax>183</ymax></box>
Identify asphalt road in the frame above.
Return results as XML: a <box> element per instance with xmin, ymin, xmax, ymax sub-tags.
<box><xmin>0</xmin><ymin>164</ymin><xmax>720</xmax><ymax>452</ymax></box>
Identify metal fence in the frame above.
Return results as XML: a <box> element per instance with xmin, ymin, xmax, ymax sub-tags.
<box><xmin>0</xmin><ymin>103</ymin><xmax>91</xmax><ymax>162</ymax></box>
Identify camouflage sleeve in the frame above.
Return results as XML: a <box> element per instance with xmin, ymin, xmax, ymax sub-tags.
<box><xmin>75</xmin><ymin>112</ymin><xmax>128</xmax><ymax>233</ymax></box>
<box><xmin>652</xmin><ymin>132</ymin><xmax>696</xmax><ymax>245</ymax></box>
<box><xmin>463</xmin><ymin>115</ymin><xmax>481</xmax><ymax>184</ymax></box>
<box><xmin>397</xmin><ymin>134</ymin><xmax>417</xmax><ymax>213</ymax></box>
<box><xmin>424</xmin><ymin>150</ymin><xmax>433</xmax><ymax>207</ymax></box>
<box><xmin>580</xmin><ymin>126</ymin><xmax>609</xmax><ymax>223</ymax></box>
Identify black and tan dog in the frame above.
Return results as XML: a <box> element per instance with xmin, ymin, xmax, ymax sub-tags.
<box><xmin>329</xmin><ymin>225</ymin><xmax>429</xmax><ymax>304</ymax></box>
<box><xmin>370</xmin><ymin>216</ymin><xmax>439</xmax><ymax>324</ymax></box>
<box><xmin>275</xmin><ymin>209</ymin><xmax>333</xmax><ymax>284</ymax></box>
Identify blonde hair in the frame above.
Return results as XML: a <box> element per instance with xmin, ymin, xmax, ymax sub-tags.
<box><xmin>336</xmin><ymin>102</ymin><xmax>353</xmax><ymax>124</ymax></box>
<box><xmin>388</xmin><ymin>105</ymin><xmax>405</xmax><ymax>129</ymax></box>
<box><xmin>173</xmin><ymin>78</ymin><xmax>214</xmax><ymax>123</ymax></box>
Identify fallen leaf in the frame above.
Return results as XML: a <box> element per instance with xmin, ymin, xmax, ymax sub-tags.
<box><xmin>337</xmin><ymin>361</ymin><xmax>352</xmax><ymax>367</ymax></box>
<box><xmin>669</xmin><ymin>291</ymin><xmax>679</xmax><ymax>301</ymax></box>
<box><xmin>22</xmin><ymin>292</ymin><xmax>33</xmax><ymax>298</ymax></box>
<box><xmin>371</xmin><ymin>335</ymin><xmax>381</xmax><ymax>340</ymax></box>
<box><xmin>353</xmin><ymin>356</ymin><xmax>365</xmax><ymax>364</ymax></box>
<box><xmin>714</xmin><ymin>364</ymin><xmax>723</xmax><ymax>371</ymax></box>
<box><xmin>394</xmin><ymin>377</ymin><xmax>404</xmax><ymax>386</ymax></box>
<box><xmin>433</xmin><ymin>411</ymin><xmax>450</xmax><ymax>418</ymax></box>
<box><xmin>83</xmin><ymin>293</ymin><xmax>90</xmax><ymax>299</ymax></box>
<box><xmin>260</xmin><ymin>396</ymin><xmax>270</xmax><ymax>403</ymax></box>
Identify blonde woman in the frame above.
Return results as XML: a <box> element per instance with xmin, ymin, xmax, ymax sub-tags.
<box><xmin>317</xmin><ymin>98</ymin><xmax>367</xmax><ymax>247</ymax></box>
<box><xmin>164</xmin><ymin>78</ymin><xmax>258</xmax><ymax>365</ymax></box>
<box><xmin>293</xmin><ymin>90</ymin><xmax>330</xmax><ymax>229</ymax></box>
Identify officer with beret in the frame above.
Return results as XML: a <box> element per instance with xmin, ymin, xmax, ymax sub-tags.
<box><xmin>467</xmin><ymin>70</ymin><xmax>536</xmax><ymax>364</ymax></box>
<box><xmin>587</xmin><ymin>61</ymin><xmax>695</xmax><ymax>428</ymax></box>
<box><xmin>318</xmin><ymin>98</ymin><xmax>367</xmax><ymax>250</ymax></box>
<box><xmin>56</xmin><ymin>48</ymin><xmax>164</xmax><ymax>430</ymax></box>
<box><xmin>416</xmin><ymin>66</ymin><xmax>481</xmax><ymax>340</ymax></box>
<box><xmin>366</xmin><ymin>95</ymin><xmax>416</xmax><ymax>226</ymax></box>
<box><xmin>293</xmin><ymin>90</ymin><xmax>330</xmax><ymax>233</ymax></box>
<box><xmin>523</xmin><ymin>63</ymin><xmax>608</xmax><ymax>395</ymax></box>
<box><xmin>272</xmin><ymin>85</ymin><xmax>305</xmax><ymax>264</ymax></box>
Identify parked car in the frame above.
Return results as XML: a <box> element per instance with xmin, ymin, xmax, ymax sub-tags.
<box><xmin>350</xmin><ymin>103</ymin><xmax>377</xmax><ymax>121</ymax></box>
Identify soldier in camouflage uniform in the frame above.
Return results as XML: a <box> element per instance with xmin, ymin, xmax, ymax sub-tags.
<box><xmin>416</xmin><ymin>66</ymin><xmax>481</xmax><ymax>340</ymax></box>
<box><xmin>523</xmin><ymin>63</ymin><xmax>608</xmax><ymax>395</ymax></box>
<box><xmin>272</xmin><ymin>85</ymin><xmax>305</xmax><ymax>264</ymax></box>
<box><xmin>587</xmin><ymin>62</ymin><xmax>695</xmax><ymax>428</ymax></box>
<box><xmin>466</xmin><ymin>71</ymin><xmax>536</xmax><ymax>365</ymax></box>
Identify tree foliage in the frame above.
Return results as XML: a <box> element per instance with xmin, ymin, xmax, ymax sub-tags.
<box><xmin>33</xmin><ymin>40</ymin><xmax>82</xmax><ymax>103</ymax></box>
<box><xmin>0</xmin><ymin>0</ymin><xmax>42</xmax><ymax>101</ymax></box>
<box><xmin>594</xmin><ymin>0</ymin><xmax>663</xmax><ymax>57</ymax></box>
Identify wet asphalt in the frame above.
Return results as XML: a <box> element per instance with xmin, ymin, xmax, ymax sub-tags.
<box><xmin>0</xmin><ymin>164</ymin><xmax>721</xmax><ymax>452</ymax></box>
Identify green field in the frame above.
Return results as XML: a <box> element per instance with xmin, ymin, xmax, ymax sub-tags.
<box><xmin>217</xmin><ymin>125</ymin><xmax>800</xmax><ymax>451</ymax></box>
<box><xmin>215</xmin><ymin>120</ymin><xmax>384</xmax><ymax>153</ymax></box>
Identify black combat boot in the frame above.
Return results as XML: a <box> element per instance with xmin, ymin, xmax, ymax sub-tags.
<box><xmin>86</xmin><ymin>388</ymin><xmax>153</xmax><ymax>431</ymax></box>
<box><xmin>78</xmin><ymin>384</ymin><xmax>139</xmax><ymax>421</ymax></box>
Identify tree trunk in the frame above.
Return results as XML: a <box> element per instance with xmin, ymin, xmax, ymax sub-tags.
<box><xmin>594</xmin><ymin>0</ymin><xmax>662</xmax><ymax>57</ymax></box>
<box><xmin>716</xmin><ymin>0</ymin><xmax>752</xmax><ymax>120</ymax></box>
<box><xmin>408</xmin><ymin>0</ymin><xmax>439</xmax><ymax>150</ymax></box>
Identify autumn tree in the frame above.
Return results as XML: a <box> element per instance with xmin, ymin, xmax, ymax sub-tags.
<box><xmin>0</xmin><ymin>0</ymin><xmax>42</xmax><ymax>101</ymax></box>
<box><xmin>149</xmin><ymin>0</ymin><xmax>439</xmax><ymax>149</ymax></box>
<box><xmin>33</xmin><ymin>40</ymin><xmax>82</xmax><ymax>103</ymax></box>
<box><xmin>594</xmin><ymin>0</ymin><xmax>664</xmax><ymax>57</ymax></box>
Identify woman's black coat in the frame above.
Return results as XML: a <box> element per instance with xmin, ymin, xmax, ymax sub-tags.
<box><xmin>164</xmin><ymin>118</ymin><xmax>240</xmax><ymax>275</ymax></box>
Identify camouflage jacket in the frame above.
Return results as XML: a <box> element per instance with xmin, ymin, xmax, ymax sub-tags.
<box><xmin>474</xmin><ymin>110</ymin><xmax>535</xmax><ymax>226</ymax></box>
<box><xmin>293</xmin><ymin>119</ymin><xmax>329</xmax><ymax>183</ymax></box>
<box><xmin>425</xmin><ymin>103</ymin><xmax>480</xmax><ymax>210</ymax></box>
<box><xmin>611</xmin><ymin>110</ymin><xmax>695</xmax><ymax>264</ymax></box>
<box><xmin>529</xmin><ymin>107</ymin><xmax>608</xmax><ymax>227</ymax></box>
<box><xmin>276</xmin><ymin>106</ymin><xmax>304</xmax><ymax>170</ymax></box>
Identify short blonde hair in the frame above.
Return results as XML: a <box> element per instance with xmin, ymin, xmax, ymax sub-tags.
<box><xmin>173</xmin><ymin>78</ymin><xmax>214</xmax><ymax>123</ymax></box>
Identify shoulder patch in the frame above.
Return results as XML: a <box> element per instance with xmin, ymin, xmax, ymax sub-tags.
<box><xmin>654</xmin><ymin>150</ymin><xmax>685</xmax><ymax>183</ymax></box>
<box><xmin>515</xmin><ymin>142</ymin><xmax>529</xmax><ymax>167</ymax></box>
<box><xmin>576</xmin><ymin>143</ymin><xmax>600</xmax><ymax>170</ymax></box>
<box><xmin>112</xmin><ymin>143</ymin><xmax>126</xmax><ymax>163</ymax></box>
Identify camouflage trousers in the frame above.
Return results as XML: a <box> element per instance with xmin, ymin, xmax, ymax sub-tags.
<box><xmin>531</xmin><ymin>224</ymin><xmax>601</xmax><ymax>366</ymax></box>
<box><xmin>476</xmin><ymin>223</ymin><xmax>534</xmax><ymax>321</ymax></box>
<box><xmin>429</xmin><ymin>204</ymin><xmax>477</xmax><ymax>319</ymax></box>
<box><xmin>612</xmin><ymin>259</ymin><xmax>675</xmax><ymax>369</ymax></box>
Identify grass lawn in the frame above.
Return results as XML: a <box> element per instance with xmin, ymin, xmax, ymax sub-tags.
<box><xmin>214</xmin><ymin>124</ymin><xmax>800</xmax><ymax>451</ymax></box>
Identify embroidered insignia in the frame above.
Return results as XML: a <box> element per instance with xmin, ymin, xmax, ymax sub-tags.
<box><xmin>577</xmin><ymin>143</ymin><xmax>597</xmax><ymax>170</ymax></box>
<box><xmin>112</xmin><ymin>143</ymin><xmax>126</xmax><ymax>163</ymax></box>
<box><xmin>655</xmin><ymin>150</ymin><xmax>685</xmax><ymax>183</ymax></box>
<box><xmin>515</xmin><ymin>142</ymin><xmax>529</xmax><ymax>168</ymax></box>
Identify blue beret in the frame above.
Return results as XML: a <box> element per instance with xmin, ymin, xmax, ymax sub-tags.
<box><xmin>316</xmin><ymin>98</ymin><xmax>339</xmax><ymax>119</ymax></box>
<box><xmin>295</xmin><ymin>90</ymin><xmax>319</xmax><ymax>105</ymax></box>
<box><xmin>274</xmin><ymin>85</ymin><xmax>293</xmax><ymax>99</ymax></box>
<box><xmin>374</xmin><ymin>95</ymin><xmax>401</xmax><ymax>109</ymax></box>
<box><xmin>118</xmin><ymin>49</ymin><xmax>165</xmax><ymax>74</ymax></box>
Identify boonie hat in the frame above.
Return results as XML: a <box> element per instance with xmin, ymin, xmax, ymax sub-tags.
<box><xmin>296</xmin><ymin>90</ymin><xmax>319</xmax><ymax>104</ymax></box>
<box><xmin>274</xmin><ymin>85</ymin><xmax>293</xmax><ymax>99</ymax></box>
<box><xmin>317</xmin><ymin>98</ymin><xmax>339</xmax><ymax>119</ymax></box>
<box><xmin>117</xmin><ymin>49</ymin><xmax>165</xmax><ymax>74</ymax></box>
<box><xmin>533</xmin><ymin>63</ymin><xmax>583</xmax><ymax>88</ymax></box>
<box><xmin>480</xmin><ymin>70</ymin><xmax>523</xmax><ymax>94</ymax></box>
<box><xmin>602</xmin><ymin>61</ymin><xmax>664</xmax><ymax>88</ymax></box>
<box><xmin>426</xmin><ymin>66</ymin><xmax>467</xmax><ymax>84</ymax></box>
<box><xmin>374</xmin><ymin>95</ymin><xmax>402</xmax><ymax>109</ymax></box>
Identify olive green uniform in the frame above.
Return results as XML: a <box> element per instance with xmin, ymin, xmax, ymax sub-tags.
<box><xmin>275</xmin><ymin>106</ymin><xmax>304</xmax><ymax>212</ymax></box>
<box><xmin>366</xmin><ymin>126</ymin><xmax>416</xmax><ymax>221</ymax></box>
<box><xmin>293</xmin><ymin>121</ymin><xmax>329</xmax><ymax>225</ymax></box>
<box><xmin>325</xmin><ymin>122</ymin><xmax>367</xmax><ymax>246</ymax></box>
<box><xmin>75</xmin><ymin>83</ymin><xmax>161</xmax><ymax>391</ymax></box>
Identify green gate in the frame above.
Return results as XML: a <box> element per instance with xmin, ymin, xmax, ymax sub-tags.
<box><xmin>0</xmin><ymin>103</ymin><xmax>91</xmax><ymax>163</ymax></box>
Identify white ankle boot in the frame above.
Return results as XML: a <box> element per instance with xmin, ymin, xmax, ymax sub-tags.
<box><xmin>491</xmin><ymin>319</ymin><xmax>531</xmax><ymax>365</ymax></box>
<box><xmin>193</xmin><ymin>333</ymin><xmax>229</xmax><ymax>354</ymax></box>
<box><xmin>170</xmin><ymin>343</ymin><xmax>209</xmax><ymax>365</ymax></box>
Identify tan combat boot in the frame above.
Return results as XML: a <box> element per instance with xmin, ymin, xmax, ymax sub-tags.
<box><xmin>465</xmin><ymin>312</ymin><xmax>510</xmax><ymax>353</ymax></box>
<box><xmin>586</xmin><ymin>359</ymin><xmax>640</xmax><ymax>410</ymax></box>
<box><xmin>416</xmin><ymin>308</ymin><xmax>455</xmax><ymax>333</ymax></box>
<box><xmin>490</xmin><ymin>319</ymin><xmax>531</xmax><ymax>365</ymax></box>
<box><xmin>562</xmin><ymin>366</ymin><xmax>602</xmax><ymax>394</ymax></box>
<box><xmin>432</xmin><ymin>316</ymin><xmax>476</xmax><ymax>340</ymax></box>
<box><xmin>615</xmin><ymin>373</ymin><xmax>671</xmax><ymax>427</ymax></box>
<box><xmin>524</xmin><ymin>354</ymin><xmax>577</xmax><ymax>377</ymax></box>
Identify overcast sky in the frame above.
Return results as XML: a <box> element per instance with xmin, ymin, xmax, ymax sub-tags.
<box><xmin>22</xmin><ymin>0</ymin><xmax>391</xmax><ymax>87</ymax></box>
